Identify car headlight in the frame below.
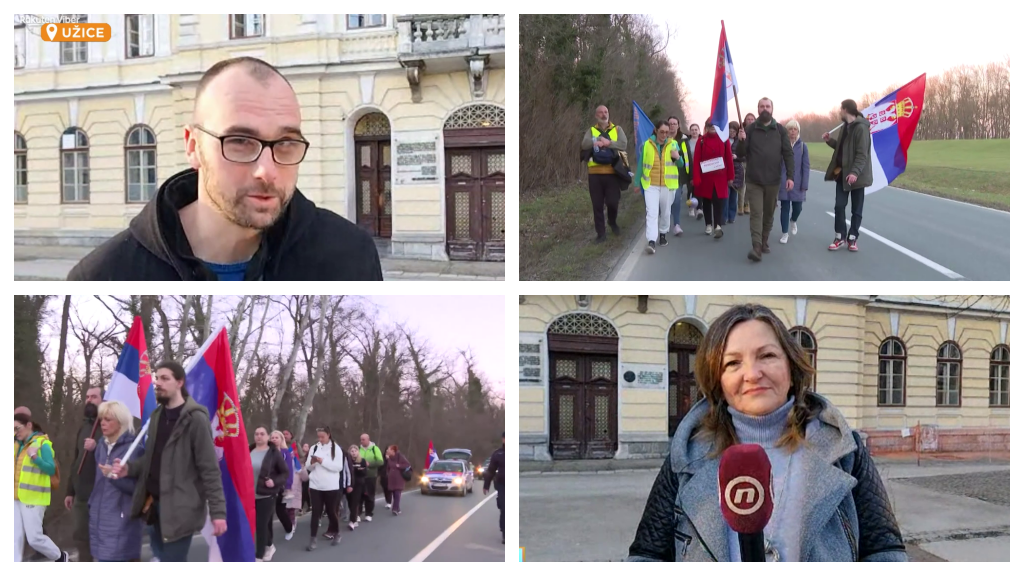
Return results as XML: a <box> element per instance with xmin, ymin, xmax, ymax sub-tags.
<box><xmin>477</xmin><ymin>467</ymin><xmax>483</xmax><ymax>474</ymax></box>
<box><xmin>453</xmin><ymin>477</ymin><xmax>463</xmax><ymax>485</ymax></box>
<box><xmin>420</xmin><ymin>476</ymin><xmax>429</xmax><ymax>483</ymax></box>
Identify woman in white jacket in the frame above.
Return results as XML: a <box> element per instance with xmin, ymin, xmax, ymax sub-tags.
<box><xmin>303</xmin><ymin>425</ymin><xmax>350</xmax><ymax>551</ymax></box>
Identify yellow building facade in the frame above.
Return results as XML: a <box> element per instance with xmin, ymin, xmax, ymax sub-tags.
<box><xmin>14</xmin><ymin>14</ymin><xmax>505</xmax><ymax>262</ymax></box>
<box><xmin>519</xmin><ymin>296</ymin><xmax>1010</xmax><ymax>460</ymax></box>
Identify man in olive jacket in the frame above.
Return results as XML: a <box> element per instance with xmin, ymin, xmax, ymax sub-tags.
<box><xmin>823</xmin><ymin>99</ymin><xmax>874</xmax><ymax>252</ymax></box>
<box><xmin>111</xmin><ymin>360</ymin><xmax>226</xmax><ymax>562</ymax></box>
<box><xmin>64</xmin><ymin>387</ymin><xmax>103</xmax><ymax>562</ymax></box>
<box><xmin>735</xmin><ymin>97</ymin><xmax>794</xmax><ymax>262</ymax></box>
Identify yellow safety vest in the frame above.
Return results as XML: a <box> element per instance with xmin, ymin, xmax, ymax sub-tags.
<box><xmin>641</xmin><ymin>138</ymin><xmax>686</xmax><ymax>190</ymax></box>
<box><xmin>587</xmin><ymin>124</ymin><xmax>620</xmax><ymax>168</ymax></box>
<box><xmin>16</xmin><ymin>436</ymin><xmax>53</xmax><ymax>506</ymax></box>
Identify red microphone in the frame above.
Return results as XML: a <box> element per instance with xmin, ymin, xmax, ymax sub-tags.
<box><xmin>718</xmin><ymin>444</ymin><xmax>774</xmax><ymax>561</ymax></box>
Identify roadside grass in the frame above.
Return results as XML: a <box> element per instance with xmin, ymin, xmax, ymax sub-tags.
<box><xmin>520</xmin><ymin>182</ymin><xmax>645</xmax><ymax>281</ymax></box>
<box><xmin>804</xmin><ymin>139</ymin><xmax>1009</xmax><ymax>211</ymax></box>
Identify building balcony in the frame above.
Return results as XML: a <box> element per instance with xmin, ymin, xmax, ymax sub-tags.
<box><xmin>397</xmin><ymin>14</ymin><xmax>504</xmax><ymax>71</ymax></box>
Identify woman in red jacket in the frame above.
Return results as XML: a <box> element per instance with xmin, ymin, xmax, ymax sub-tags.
<box><xmin>692</xmin><ymin>118</ymin><xmax>736</xmax><ymax>239</ymax></box>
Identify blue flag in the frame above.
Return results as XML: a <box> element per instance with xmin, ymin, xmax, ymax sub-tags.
<box><xmin>632</xmin><ymin>101</ymin><xmax>655</xmax><ymax>187</ymax></box>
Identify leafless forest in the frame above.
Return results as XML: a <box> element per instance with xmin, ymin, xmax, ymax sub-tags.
<box><xmin>13</xmin><ymin>295</ymin><xmax>504</xmax><ymax>544</ymax></box>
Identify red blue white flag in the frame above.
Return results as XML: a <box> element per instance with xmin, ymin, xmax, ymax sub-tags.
<box><xmin>709</xmin><ymin>21</ymin><xmax>739</xmax><ymax>142</ymax></box>
<box><xmin>186</xmin><ymin>327</ymin><xmax>256</xmax><ymax>562</ymax></box>
<box><xmin>862</xmin><ymin>73</ymin><xmax>927</xmax><ymax>194</ymax></box>
<box><xmin>105</xmin><ymin>316</ymin><xmax>155</xmax><ymax>421</ymax></box>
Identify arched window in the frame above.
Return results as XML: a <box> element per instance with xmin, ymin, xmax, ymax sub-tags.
<box><xmin>354</xmin><ymin>112</ymin><xmax>391</xmax><ymax>137</ymax></box>
<box><xmin>15</xmin><ymin>132</ymin><xmax>27</xmax><ymax>203</ymax></box>
<box><xmin>990</xmin><ymin>345</ymin><xmax>1009</xmax><ymax>407</ymax></box>
<box><xmin>444</xmin><ymin>103</ymin><xmax>505</xmax><ymax>130</ymax></box>
<box><xmin>936</xmin><ymin>341</ymin><xmax>962</xmax><ymax>407</ymax></box>
<box><xmin>878</xmin><ymin>337</ymin><xmax>906</xmax><ymax>406</ymax></box>
<box><xmin>60</xmin><ymin>128</ymin><xmax>90</xmax><ymax>203</ymax></box>
<box><xmin>789</xmin><ymin>327</ymin><xmax>817</xmax><ymax>391</ymax></box>
<box><xmin>125</xmin><ymin>125</ymin><xmax>157</xmax><ymax>203</ymax></box>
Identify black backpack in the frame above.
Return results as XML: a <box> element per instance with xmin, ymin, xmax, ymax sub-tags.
<box><xmin>401</xmin><ymin>466</ymin><xmax>412</xmax><ymax>482</ymax></box>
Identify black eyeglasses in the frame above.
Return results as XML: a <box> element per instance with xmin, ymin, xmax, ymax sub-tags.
<box><xmin>192</xmin><ymin>124</ymin><xmax>309</xmax><ymax>165</ymax></box>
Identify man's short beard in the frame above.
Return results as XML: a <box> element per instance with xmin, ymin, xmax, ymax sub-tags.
<box><xmin>198</xmin><ymin>146</ymin><xmax>291</xmax><ymax>231</ymax></box>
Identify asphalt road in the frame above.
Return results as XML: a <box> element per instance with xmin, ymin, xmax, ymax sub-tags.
<box><xmin>615</xmin><ymin>170</ymin><xmax>1009</xmax><ymax>280</ymax></box>
<box><xmin>266</xmin><ymin>487</ymin><xmax>503</xmax><ymax>562</ymax></box>
<box><xmin>520</xmin><ymin>461</ymin><xmax>1010</xmax><ymax>561</ymax></box>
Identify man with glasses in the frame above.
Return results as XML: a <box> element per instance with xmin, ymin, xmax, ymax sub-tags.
<box><xmin>69</xmin><ymin>56</ymin><xmax>383</xmax><ymax>281</ymax></box>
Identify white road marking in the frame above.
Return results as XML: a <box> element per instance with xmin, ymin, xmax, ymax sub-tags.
<box><xmin>409</xmin><ymin>491</ymin><xmax>498</xmax><ymax>562</ymax></box>
<box><xmin>826</xmin><ymin>212</ymin><xmax>965</xmax><ymax>279</ymax></box>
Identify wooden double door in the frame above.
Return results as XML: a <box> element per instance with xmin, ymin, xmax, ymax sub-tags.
<box><xmin>668</xmin><ymin>344</ymin><xmax>701</xmax><ymax>437</ymax></box>
<box><xmin>444</xmin><ymin>147</ymin><xmax>504</xmax><ymax>261</ymax></box>
<box><xmin>549</xmin><ymin>353</ymin><xmax>617</xmax><ymax>460</ymax></box>
<box><xmin>356</xmin><ymin>139</ymin><xmax>392</xmax><ymax>238</ymax></box>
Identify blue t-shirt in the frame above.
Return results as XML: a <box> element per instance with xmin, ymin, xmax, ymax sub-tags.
<box><xmin>203</xmin><ymin>260</ymin><xmax>249</xmax><ymax>281</ymax></box>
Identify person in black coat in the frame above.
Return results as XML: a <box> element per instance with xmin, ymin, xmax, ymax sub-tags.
<box><xmin>345</xmin><ymin>445</ymin><xmax>368</xmax><ymax>530</ymax></box>
<box><xmin>66</xmin><ymin>56</ymin><xmax>382</xmax><ymax>282</ymax></box>
<box><xmin>483</xmin><ymin>432</ymin><xmax>505</xmax><ymax>544</ymax></box>
<box><xmin>252</xmin><ymin>427</ymin><xmax>288</xmax><ymax>561</ymax></box>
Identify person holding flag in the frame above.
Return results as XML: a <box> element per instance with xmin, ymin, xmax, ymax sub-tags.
<box><xmin>735</xmin><ymin>97</ymin><xmax>793</xmax><ymax>262</ymax></box>
<box><xmin>64</xmin><ymin>385</ymin><xmax>103</xmax><ymax>562</ymax></box>
<box><xmin>110</xmin><ymin>359</ymin><xmax>228</xmax><ymax>562</ymax></box>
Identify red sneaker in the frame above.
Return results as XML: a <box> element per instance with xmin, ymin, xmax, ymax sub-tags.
<box><xmin>848</xmin><ymin>238</ymin><xmax>859</xmax><ymax>252</ymax></box>
<box><xmin>828</xmin><ymin>237</ymin><xmax>846</xmax><ymax>251</ymax></box>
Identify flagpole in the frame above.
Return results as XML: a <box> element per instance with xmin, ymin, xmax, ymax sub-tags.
<box><xmin>116</xmin><ymin>324</ymin><xmax>228</xmax><ymax>479</ymax></box>
<box><xmin>76</xmin><ymin>418</ymin><xmax>101</xmax><ymax>475</ymax></box>
<box><xmin>724</xmin><ymin>21</ymin><xmax>742</xmax><ymax>130</ymax></box>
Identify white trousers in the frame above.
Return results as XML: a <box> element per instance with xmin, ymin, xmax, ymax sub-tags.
<box><xmin>644</xmin><ymin>185</ymin><xmax>673</xmax><ymax>242</ymax></box>
<box><xmin>14</xmin><ymin>500</ymin><xmax>60</xmax><ymax>562</ymax></box>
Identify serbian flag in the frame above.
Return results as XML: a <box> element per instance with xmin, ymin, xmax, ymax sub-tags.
<box><xmin>862</xmin><ymin>73</ymin><xmax>927</xmax><ymax>194</ymax></box>
<box><xmin>631</xmin><ymin>100</ymin><xmax>655</xmax><ymax>187</ymax></box>
<box><xmin>104</xmin><ymin>316</ymin><xmax>155</xmax><ymax>421</ymax></box>
<box><xmin>425</xmin><ymin>440</ymin><xmax>438</xmax><ymax>469</ymax></box>
<box><xmin>185</xmin><ymin>327</ymin><xmax>256</xmax><ymax>562</ymax></box>
<box><xmin>709</xmin><ymin>20</ymin><xmax>739</xmax><ymax>142</ymax></box>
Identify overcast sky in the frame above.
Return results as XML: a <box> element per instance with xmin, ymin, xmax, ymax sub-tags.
<box><xmin>644</xmin><ymin>6</ymin><xmax>1012</xmax><ymax>125</ymax></box>
<box><xmin>40</xmin><ymin>295</ymin><xmax>504</xmax><ymax>397</ymax></box>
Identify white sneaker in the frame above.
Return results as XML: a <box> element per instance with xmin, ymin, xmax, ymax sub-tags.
<box><xmin>780</xmin><ymin>233</ymin><xmax>789</xmax><ymax>244</ymax></box>
<box><xmin>790</xmin><ymin>221</ymin><xmax>798</xmax><ymax>235</ymax></box>
<box><xmin>688</xmin><ymin>207</ymin><xmax>695</xmax><ymax>217</ymax></box>
<box><xmin>385</xmin><ymin>503</ymin><xmax>391</xmax><ymax>509</ymax></box>
<box><xmin>705</xmin><ymin>225</ymin><xmax>712</xmax><ymax>235</ymax></box>
<box><xmin>263</xmin><ymin>545</ymin><xmax>276</xmax><ymax>561</ymax></box>
<box><xmin>349</xmin><ymin>521</ymin><xmax>357</xmax><ymax>530</ymax></box>
<box><xmin>696</xmin><ymin>209</ymin><xmax>704</xmax><ymax>219</ymax></box>
<box><xmin>365</xmin><ymin>515</ymin><xmax>372</xmax><ymax>522</ymax></box>
<box><xmin>673</xmin><ymin>224</ymin><xmax>683</xmax><ymax>236</ymax></box>
<box><xmin>285</xmin><ymin>529</ymin><xmax>294</xmax><ymax>541</ymax></box>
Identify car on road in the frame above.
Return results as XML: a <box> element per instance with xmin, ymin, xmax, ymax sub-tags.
<box><xmin>420</xmin><ymin>459</ymin><xmax>474</xmax><ymax>496</ymax></box>
<box><xmin>442</xmin><ymin>448</ymin><xmax>475</xmax><ymax>481</ymax></box>
<box><xmin>476</xmin><ymin>457</ymin><xmax>490</xmax><ymax>477</ymax></box>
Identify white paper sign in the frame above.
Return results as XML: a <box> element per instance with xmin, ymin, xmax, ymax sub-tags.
<box><xmin>700</xmin><ymin>157</ymin><xmax>725</xmax><ymax>173</ymax></box>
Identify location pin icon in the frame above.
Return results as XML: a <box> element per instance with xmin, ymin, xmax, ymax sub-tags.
<box><xmin>45</xmin><ymin>23</ymin><xmax>57</xmax><ymax>41</ymax></box>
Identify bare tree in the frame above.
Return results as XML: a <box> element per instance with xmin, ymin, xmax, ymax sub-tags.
<box><xmin>270</xmin><ymin>296</ymin><xmax>312</xmax><ymax>431</ymax></box>
<box><xmin>293</xmin><ymin>295</ymin><xmax>331</xmax><ymax>446</ymax></box>
<box><xmin>49</xmin><ymin>296</ymin><xmax>72</xmax><ymax>423</ymax></box>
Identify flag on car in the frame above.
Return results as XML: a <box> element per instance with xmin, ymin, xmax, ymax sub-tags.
<box><xmin>862</xmin><ymin>73</ymin><xmax>927</xmax><ymax>194</ymax></box>
<box><xmin>425</xmin><ymin>440</ymin><xmax>438</xmax><ymax>469</ymax></box>
<box><xmin>185</xmin><ymin>327</ymin><xmax>256</xmax><ymax>562</ymax></box>
<box><xmin>104</xmin><ymin>316</ymin><xmax>155</xmax><ymax>421</ymax></box>
<box><xmin>709</xmin><ymin>20</ymin><xmax>739</xmax><ymax>142</ymax></box>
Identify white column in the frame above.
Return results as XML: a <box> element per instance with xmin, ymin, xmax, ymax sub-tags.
<box><xmin>890</xmin><ymin>311</ymin><xmax>899</xmax><ymax>336</ymax></box>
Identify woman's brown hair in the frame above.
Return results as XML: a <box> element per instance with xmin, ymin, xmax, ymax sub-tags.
<box><xmin>693</xmin><ymin>303</ymin><xmax>817</xmax><ymax>457</ymax></box>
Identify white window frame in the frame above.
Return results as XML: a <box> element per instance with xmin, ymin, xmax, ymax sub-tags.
<box><xmin>60</xmin><ymin>14</ymin><xmax>89</xmax><ymax>65</ymax></box>
<box><xmin>231</xmin><ymin>14</ymin><xmax>265</xmax><ymax>39</ymax></box>
<box><xmin>126</xmin><ymin>14</ymin><xmax>155</xmax><ymax>59</ymax></box>
<box><xmin>347</xmin><ymin>14</ymin><xmax>385</xmax><ymax>30</ymax></box>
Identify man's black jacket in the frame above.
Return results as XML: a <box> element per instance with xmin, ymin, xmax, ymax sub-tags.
<box><xmin>483</xmin><ymin>446</ymin><xmax>504</xmax><ymax>491</ymax></box>
<box><xmin>68</xmin><ymin>168</ymin><xmax>383</xmax><ymax>281</ymax></box>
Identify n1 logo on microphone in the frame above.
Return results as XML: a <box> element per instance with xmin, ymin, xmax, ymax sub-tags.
<box><xmin>723</xmin><ymin>475</ymin><xmax>766</xmax><ymax>515</ymax></box>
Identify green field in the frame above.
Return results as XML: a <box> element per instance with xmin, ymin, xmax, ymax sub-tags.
<box><xmin>804</xmin><ymin>139</ymin><xmax>1009</xmax><ymax>211</ymax></box>
<box><xmin>520</xmin><ymin>183</ymin><xmax>646</xmax><ymax>281</ymax></box>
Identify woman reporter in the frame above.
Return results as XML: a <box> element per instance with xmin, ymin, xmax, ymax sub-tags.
<box><xmin>628</xmin><ymin>304</ymin><xmax>907</xmax><ymax>562</ymax></box>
